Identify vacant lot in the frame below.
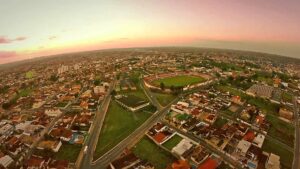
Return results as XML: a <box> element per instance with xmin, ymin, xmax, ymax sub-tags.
<box><xmin>262</xmin><ymin>138</ymin><xmax>293</xmax><ymax>169</ymax></box>
<box><xmin>162</xmin><ymin>134</ymin><xmax>183</xmax><ymax>150</ymax></box>
<box><xmin>94</xmin><ymin>100</ymin><xmax>152</xmax><ymax>159</ymax></box>
<box><xmin>153</xmin><ymin>75</ymin><xmax>206</xmax><ymax>87</ymax></box>
<box><xmin>55</xmin><ymin>143</ymin><xmax>82</xmax><ymax>162</ymax></box>
<box><xmin>133</xmin><ymin>137</ymin><xmax>176</xmax><ymax>169</ymax></box>
<box><xmin>152</xmin><ymin>92</ymin><xmax>176</xmax><ymax>107</ymax></box>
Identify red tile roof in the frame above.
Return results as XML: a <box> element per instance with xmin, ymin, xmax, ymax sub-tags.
<box><xmin>198</xmin><ymin>158</ymin><xmax>218</xmax><ymax>169</ymax></box>
<box><xmin>153</xmin><ymin>132</ymin><xmax>167</xmax><ymax>143</ymax></box>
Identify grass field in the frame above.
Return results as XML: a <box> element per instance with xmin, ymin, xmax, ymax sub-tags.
<box><xmin>152</xmin><ymin>92</ymin><xmax>176</xmax><ymax>107</ymax></box>
<box><xmin>162</xmin><ymin>134</ymin><xmax>183</xmax><ymax>150</ymax></box>
<box><xmin>94</xmin><ymin>100</ymin><xmax>152</xmax><ymax>159</ymax></box>
<box><xmin>266</xmin><ymin>114</ymin><xmax>294</xmax><ymax>147</ymax></box>
<box><xmin>282</xmin><ymin>92</ymin><xmax>293</xmax><ymax>103</ymax></box>
<box><xmin>55</xmin><ymin>143</ymin><xmax>82</xmax><ymax>162</ymax></box>
<box><xmin>133</xmin><ymin>137</ymin><xmax>176</xmax><ymax>169</ymax></box>
<box><xmin>262</xmin><ymin>138</ymin><xmax>293</xmax><ymax>169</ymax></box>
<box><xmin>153</xmin><ymin>75</ymin><xmax>206</xmax><ymax>87</ymax></box>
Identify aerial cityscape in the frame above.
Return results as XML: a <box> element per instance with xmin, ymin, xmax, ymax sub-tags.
<box><xmin>1</xmin><ymin>1</ymin><xmax>300</xmax><ymax>169</ymax></box>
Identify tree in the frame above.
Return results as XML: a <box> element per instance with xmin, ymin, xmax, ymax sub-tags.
<box><xmin>94</xmin><ymin>79</ymin><xmax>101</xmax><ymax>86</ymax></box>
<box><xmin>170</xmin><ymin>85</ymin><xmax>175</xmax><ymax>92</ymax></box>
<box><xmin>160</xmin><ymin>82</ymin><xmax>165</xmax><ymax>91</ymax></box>
<box><xmin>111</xmin><ymin>90</ymin><xmax>117</xmax><ymax>96</ymax></box>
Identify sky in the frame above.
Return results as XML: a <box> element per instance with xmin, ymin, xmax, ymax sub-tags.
<box><xmin>0</xmin><ymin>0</ymin><xmax>300</xmax><ymax>64</ymax></box>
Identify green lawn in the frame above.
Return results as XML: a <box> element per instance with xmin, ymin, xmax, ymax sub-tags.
<box><xmin>215</xmin><ymin>85</ymin><xmax>247</xmax><ymax>98</ymax></box>
<box><xmin>282</xmin><ymin>92</ymin><xmax>293</xmax><ymax>103</ymax></box>
<box><xmin>119</xmin><ymin>81</ymin><xmax>147</xmax><ymax>100</ymax></box>
<box><xmin>213</xmin><ymin>117</ymin><xmax>228</xmax><ymax>128</ymax></box>
<box><xmin>266</xmin><ymin>114</ymin><xmax>294</xmax><ymax>147</ymax></box>
<box><xmin>153</xmin><ymin>75</ymin><xmax>206</xmax><ymax>87</ymax></box>
<box><xmin>94</xmin><ymin>100</ymin><xmax>152</xmax><ymax>159</ymax></box>
<box><xmin>133</xmin><ymin>137</ymin><xmax>176</xmax><ymax>169</ymax></box>
<box><xmin>25</xmin><ymin>71</ymin><xmax>35</xmax><ymax>79</ymax></box>
<box><xmin>262</xmin><ymin>138</ymin><xmax>293</xmax><ymax>169</ymax></box>
<box><xmin>162</xmin><ymin>134</ymin><xmax>183</xmax><ymax>150</ymax></box>
<box><xmin>55</xmin><ymin>143</ymin><xmax>82</xmax><ymax>162</ymax></box>
<box><xmin>152</xmin><ymin>92</ymin><xmax>176</xmax><ymax>107</ymax></box>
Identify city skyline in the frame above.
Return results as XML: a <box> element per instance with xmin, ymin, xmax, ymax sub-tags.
<box><xmin>1</xmin><ymin>0</ymin><xmax>300</xmax><ymax>64</ymax></box>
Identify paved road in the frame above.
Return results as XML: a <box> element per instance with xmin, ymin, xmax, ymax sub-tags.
<box><xmin>292</xmin><ymin>96</ymin><xmax>300</xmax><ymax>169</ymax></box>
<box><xmin>89</xmin><ymin>80</ymin><xmax>215</xmax><ymax>168</ymax></box>
<box><xmin>90</xmin><ymin>98</ymin><xmax>179</xmax><ymax>168</ymax></box>
<box><xmin>77</xmin><ymin>79</ymin><xmax>116</xmax><ymax>169</ymax></box>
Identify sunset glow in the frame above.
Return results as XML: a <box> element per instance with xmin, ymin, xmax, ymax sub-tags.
<box><xmin>1</xmin><ymin>0</ymin><xmax>300</xmax><ymax>64</ymax></box>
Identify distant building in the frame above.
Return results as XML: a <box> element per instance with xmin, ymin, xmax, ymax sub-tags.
<box><xmin>58</xmin><ymin>65</ymin><xmax>68</xmax><ymax>74</ymax></box>
<box><xmin>0</xmin><ymin>155</ymin><xmax>14</xmax><ymax>168</ymax></box>
<box><xmin>246</xmin><ymin>84</ymin><xmax>274</xmax><ymax>98</ymax></box>
<box><xmin>45</xmin><ymin>109</ymin><xmax>62</xmax><ymax>117</ymax></box>
<box><xmin>94</xmin><ymin>86</ymin><xmax>105</xmax><ymax>95</ymax></box>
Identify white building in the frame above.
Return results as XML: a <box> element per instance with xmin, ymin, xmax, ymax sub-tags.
<box><xmin>172</xmin><ymin>139</ymin><xmax>193</xmax><ymax>156</ymax></box>
<box><xmin>58</xmin><ymin>65</ymin><xmax>69</xmax><ymax>74</ymax></box>
<box><xmin>0</xmin><ymin>155</ymin><xmax>14</xmax><ymax>168</ymax></box>
<box><xmin>0</xmin><ymin>124</ymin><xmax>14</xmax><ymax>137</ymax></box>
<box><xmin>252</xmin><ymin>134</ymin><xmax>265</xmax><ymax>148</ymax></box>
<box><xmin>45</xmin><ymin>109</ymin><xmax>62</xmax><ymax>117</ymax></box>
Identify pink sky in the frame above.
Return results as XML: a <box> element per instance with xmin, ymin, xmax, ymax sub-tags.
<box><xmin>1</xmin><ymin>0</ymin><xmax>300</xmax><ymax>64</ymax></box>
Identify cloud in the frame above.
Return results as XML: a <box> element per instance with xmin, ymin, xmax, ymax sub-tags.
<box><xmin>48</xmin><ymin>36</ymin><xmax>57</xmax><ymax>40</ymax></box>
<box><xmin>0</xmin><ymin>36</ymin><xmax>27</xmax><ymax>44</ymax></box>
<box><xmin>0</xmin><ymin>37</ymin><xmax>11</xmax><ymax>44</ymax></box>
<box><xmin>0</xmin><ymin>51</ymin><xmax>17</xmax><ymax>58</ymax></box>
<box><xmin>15</xmin><ymin>36</ymin><xmax>27</xmax><ymax>41</ymax></box>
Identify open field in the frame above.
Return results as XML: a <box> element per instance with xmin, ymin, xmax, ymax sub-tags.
<box><xmin>152</xmin><ymin>92</ymin><xmax>176</xmax><ymax>107</ymax></box>
<box><xmin>162</xmin><ymin>134</ymin><xmax>183</xmax><ymax>150</ymax></box>
<box><xmin>262</xmin><ymin>138</ymin><xmax>293</xmax><ymax>169</ymax></box>
<box><xmin>94</xmin><ymin>100</ymin><xmax>152</xmax><ymax>159</ymax></box>
<box><xmin>153</xmin><ymin>75</ymin><xmax>206</xmax><ymax>87</ymax></box>
<box><xmin>266</xmin><ymin>114</ymin><xmax>294</xmax><ymax>147</ymax></box>
<box><xmin>133</xmin><ymin>137</ymin><xmax>176</xmax><ymax>169</ymax></box>
<box><xmin>55</xmin><ymin>143</ymin><xmax>82</xmax><ymax>162</ymax></box>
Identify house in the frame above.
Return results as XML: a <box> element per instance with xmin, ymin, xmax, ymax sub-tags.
<box><xmin>94</xmin><ymin>86</ymin><xmax>106</xmax><ymax>95</ymax></box>
<box><xmin>265</xmin><ymin>153</ymin><xmax>280</xmax><ymax>169</ymax></box>
<box><xmin>198</xmin><ymin>157</ymin><xmax>218</xmax><ymax>169</ymax></box>
<box><xmin>236</xmin><ymin>140</ymin><xmax>251</xmax><ymax>156</ymax></box>
<box><xmin>45</xmin><ymin>109</ymin><xmax>62</xmax><ymax>117</ymax></box>
<box><xmin>279</xmin><ymin>108</ymin><xmax>293</xmax><ymax>121</ymax></box>
<box><xmin>252</xmin><ymin>134</ymin><xmax>265</xmax><ymax>148</ymax></box>
<box><xmin>231</xmin><ymin>95</ymin><xmax>244</xmax><ymax>105</ymax></box>
<box><xmin>0</xmin><ymin>124</ymin><xmax>14</xmax><ymax>137</ymax></box>
<box><xmin>109</xmin><ymin>153</ymin><xmax>140</xmax><ymax>169</ymax></box>
<box><xmin>48</xmin><ymin>159</ymin><xmax>69</xmax><ymax>169</ymax></box>
<box><xmin>171</xmin><ymin>160</ymin><xmax>190</xmax><ymax>169</ymax></box>
<box><xmin>25</xmin><ymin>155</ymin><xmax>45</xmax><ymax>169</ymax></box>
<box><xmin>49</xmin><ymin>128</ymin><xmax>73</xmax><ymax>141</ymax></box>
